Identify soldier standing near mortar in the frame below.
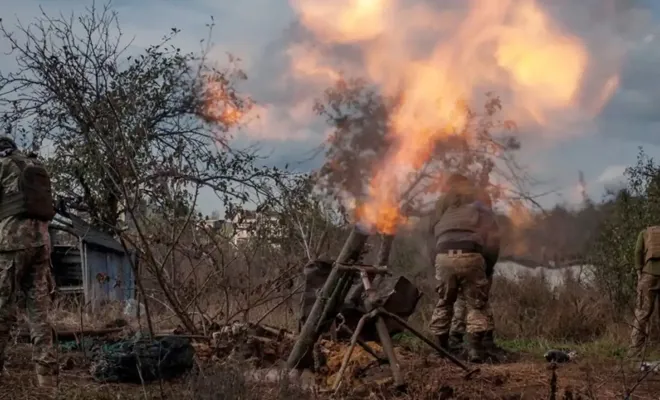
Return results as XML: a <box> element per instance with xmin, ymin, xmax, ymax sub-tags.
<box><xmin>427</xmin><ymin>173</ymin><xmax>502</xmax><ymax>363</ymax></box>
<box><xmin>446</xmin><ymin>192</ymin><xmax>507</xmax><ymax>359</ymax></box>
<box><xmin>628</xmin><ymin>225</ymin><xmax>660</xmax><ymax>358</ymax></box>
<box><xmin>0</xmin><ymin>137</ymin><xmax>58</xmax><ymax>387</ymax></box>
<box><xmin>446</xmin><ymin>191</ymin><xmax>491</xmax><ymax>352</ymax></box>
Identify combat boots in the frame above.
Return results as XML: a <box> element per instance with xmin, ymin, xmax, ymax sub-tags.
<box><xmin>466</xmin><ymin>331</ymin><xmax>487</xmax><ymax>363</ymax></box>
<box><xmin>482</xmin><ymin>330</ymin><xmax>507</xmax><ymax>362</ymax></box>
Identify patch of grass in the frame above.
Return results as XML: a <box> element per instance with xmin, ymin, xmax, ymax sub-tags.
<box><xmin>394</xmin><ymin>330</ymin><xmax>660</xmax><ymax>363</ymax></box>
<box><xmin>392</xmin><ymin>331</ymin><xmax>428</xmax><ymax>353</ymax></box>
<box><xmin>498</xmin><ymin>337</ymin><xmax>660</xmax><ymax>360</ymax></box>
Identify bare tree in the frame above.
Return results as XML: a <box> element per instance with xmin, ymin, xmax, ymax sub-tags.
<box><xmin>273</xmin><ymin>174</ymin><xmax>346</xmax><ymax>262</ymax></box>
<box><xmin>313</xmin><ymin>77</ymin><xmax>540</xmax><ymax>216</ymax></box>
<box><xmin>0</xmin><ymin>3</ymin><xmax>281</xmax><ymax>232</ymax></box>
<box><xmin>0</xmin><ymin>3</ymin><xmax>289</xmax><ymax>333</ymax></box>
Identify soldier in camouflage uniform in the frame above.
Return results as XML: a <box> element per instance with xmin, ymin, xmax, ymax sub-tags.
<box><xmin>427</xmin><ymin>173</ymin><xmax>501</xmax><ymax>363</ymax></box>
<box><xmin>448</xmin><ymin>185</ymin><xmax>492</xmax><ymax>350</ymax></box>
<box><xmin>628</xmin><ymin>225</ymin><xmax>660</xmax><ymax>358</ymax></box>
<box><xmin>0</xmin><ymin>137</ymin><xmax>58</xmax><ymax>387</ymax></box>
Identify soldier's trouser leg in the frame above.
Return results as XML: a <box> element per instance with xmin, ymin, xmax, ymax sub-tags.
<box><xmin>480</xmin><ymin>275</ymin><xmax>503</xmax><ymax>354</ymax></box>
<box><xmin>463</xmin><ymin>264</ymin><xmax>492</xmax><ymax>334</ymax></box>
<box><xmin>450</xmin><ymin>291</ymin><xmax>466</xmax><ymax>334</ymax></box>
<box><xmin>484</xmin><ymin>275</ymin><xmax>495</xmax><ymax>334</ymax></box>
<box><xmin>630</xmin><ymin>273</ymin><xmax>660</xmax><ymax>356</ymax></box>
<box><xmin>0</xmin><ymin>251</ymin><xmax>18</xmax><ymax>373</ymax></box>
<box><xmin>449</xmin><ymin>291</ymin><xmax>466</xmax><ymax>348</ymax></box>
<box><xmin>451</xmin><ymin>274</ymin><xmax>494</xmax><ymax>348</ymax></box>
<box><xmin>457</xmin><ymin>254</ymin><xmax>491</xmax><ymax>363</ymax></box>
<box><xmin>428</xmin><ymin>256</ymin><xmax>459</xmax><ymax>337</ymax></box>
<box><xmin>26</xmin><ymin>246</ymin><xmax>57</xmax><ymax>378</ymax></box>
<box><xmin>15</xmin><ymin>246</ymin><xmax>58</xmax><ymax>380</ymax></box>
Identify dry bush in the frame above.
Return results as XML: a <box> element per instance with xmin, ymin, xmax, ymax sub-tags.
<box><xmin>490</xmin><ymin>273</ymin><xmax>613</xmax><ymax>342</ymax></box>
<box><xmin>48</xmin><ymin>299</ymin><xmax>132</xmax><ymax>331</ymax></box>
<box><xmin>126</xmin><ymin>177</ymin><xmax>347</xmax><ymax>334</ymax></box>
<box><xmin>404</xmin><ymin>267</ymin><xmax>624</xmax><ymax>347</ymax></box>
<box><xmin>8</xmin><ymin>295</ymin><xmax>136</xmax><ymax>336</ymax></box>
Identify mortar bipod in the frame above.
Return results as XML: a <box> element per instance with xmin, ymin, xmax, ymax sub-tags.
<box><xmin>331</xmin><ymin>264</ymin><xmax>479</xmax><ymax>393</ymax></box>
<box><xmin>331</xmin><ymin>263</ymin><xmax>403</xmax><ymax>392</ymax></box>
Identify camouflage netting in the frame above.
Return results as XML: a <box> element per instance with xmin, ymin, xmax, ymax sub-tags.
<box><xmin>89</xmin><ymin>334</ymin><xmax>195</xmax><ymax>383</ymax></box>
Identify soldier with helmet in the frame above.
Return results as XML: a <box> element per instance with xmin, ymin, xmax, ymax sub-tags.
<box><xmin>446</xmin><ymin>189</ymin><xmax>497</xmax><ymax>353</ymax></box>
<box><xmin>629</xmin><ymin>225</ymin><xmax>660</xmax><ymax>358</ymax></box>
<box><xmin>0</xmin><ymin>137</ymin><xmax>58</xmax><ymax>387</ymax></box>
<box><xmin>427</xmin><ymin>173</ymin><xmax>502</xmax><ymax>363</ymax></box>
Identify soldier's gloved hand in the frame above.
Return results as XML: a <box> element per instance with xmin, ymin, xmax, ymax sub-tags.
<box><xmin>637</xmin><ymin>269</ymin><xmax>642</xmax><ymax>282</ymax></box>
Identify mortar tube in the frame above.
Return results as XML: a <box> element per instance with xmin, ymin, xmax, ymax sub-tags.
<box><xmin>286</xmin><ymin>224</ymin><xmax>370</xmax><ymax>370</ymax></box>
<box><xmin>370</xmin><ymin>233</ymin><xmax>395</xmax><ymax>288</ymax></box>
<box><xmin>362</xmin><ymin>232</ymin><xmax>395</xmax><ymax>308</ymax></box>
<box><xmin>376</xmin><ymin>234</ymin><xmax>394</xmax><ymax>267</ymax></box>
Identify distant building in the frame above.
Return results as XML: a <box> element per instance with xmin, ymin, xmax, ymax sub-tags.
<box><xmin>229</xmin><ymin>210</ymin><xmax>281</xmax><ymax>246</ymax></box>
<box><xmin>194</xmin><ymin>210</ymin><xmax>283</xmax><ymax>247</ymax></box>
<box><xmin>194</xmin><ymin>210</ymin><xmax>285</xmax><ymax>247</ymax></box>
<box><xmin>197</xmin><ymin>218</ymin><xmax>235</xmax><ymax>239</ymax></box>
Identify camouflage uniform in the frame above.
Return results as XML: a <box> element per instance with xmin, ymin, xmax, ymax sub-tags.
<box><xmin>427</xmin><ymin>174</ymin><xmax>500</xmax><ymax>363</ymax></box>
<box><xmin>449</xmin><ymin>290</ymin><xmax>467</xmax><ymax>346</ymax></box>
<box><xmin>0</xmin><ymin>138</ymin><xmax>57</xmax><ymax>386</ymax></box>
<box><xmin>429</xmin><ymin>252</ymin><xmax>493</xmax><ymax>334</ymax></box>
<box><xmin>629</xmin><ymin>227</ymin><xmax>660</xmax><ymax>358</ymax></box>
<box><xmin>448</xmin><ymin>276</ymin><xmax>494</xmax><ymax>347</ymax></box>
<box><xmin>426</xmin><ymin>227</ymin><xmax>470</xmax><ymax>347</ymax></box>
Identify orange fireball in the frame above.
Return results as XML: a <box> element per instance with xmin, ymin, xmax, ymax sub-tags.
<box><xmin>289</xmin><ymin>0</ymin><xmax>621</xmax><ymax>233</ymax></box>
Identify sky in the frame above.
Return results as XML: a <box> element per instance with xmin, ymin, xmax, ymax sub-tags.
<box><xmin>2</xmin><ymin>0</ymin><xmax>660</xmax><ymax>216</ymax></box>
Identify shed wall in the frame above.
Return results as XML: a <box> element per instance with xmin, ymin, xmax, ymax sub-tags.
<box><xmin>82</xmin><ymin>244</ymin><xmax>136</xmax><ymax>309</ymax></box>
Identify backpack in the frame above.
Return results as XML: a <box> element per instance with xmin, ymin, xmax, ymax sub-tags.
<box><xmin>644</xmin><ymin>226</ymin><xmax>660</xmax><ymax>262</ymax></box>
<box><xmin>0</xmin><ymin>153</ymin><xmax>56</xmax><ymax>221</ymax></box>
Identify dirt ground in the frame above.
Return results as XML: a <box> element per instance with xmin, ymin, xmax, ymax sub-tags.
<box><xmin>1</xmin><ymin>341</ymin><xmax>660</xmax><ymax>400</ymax></box>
